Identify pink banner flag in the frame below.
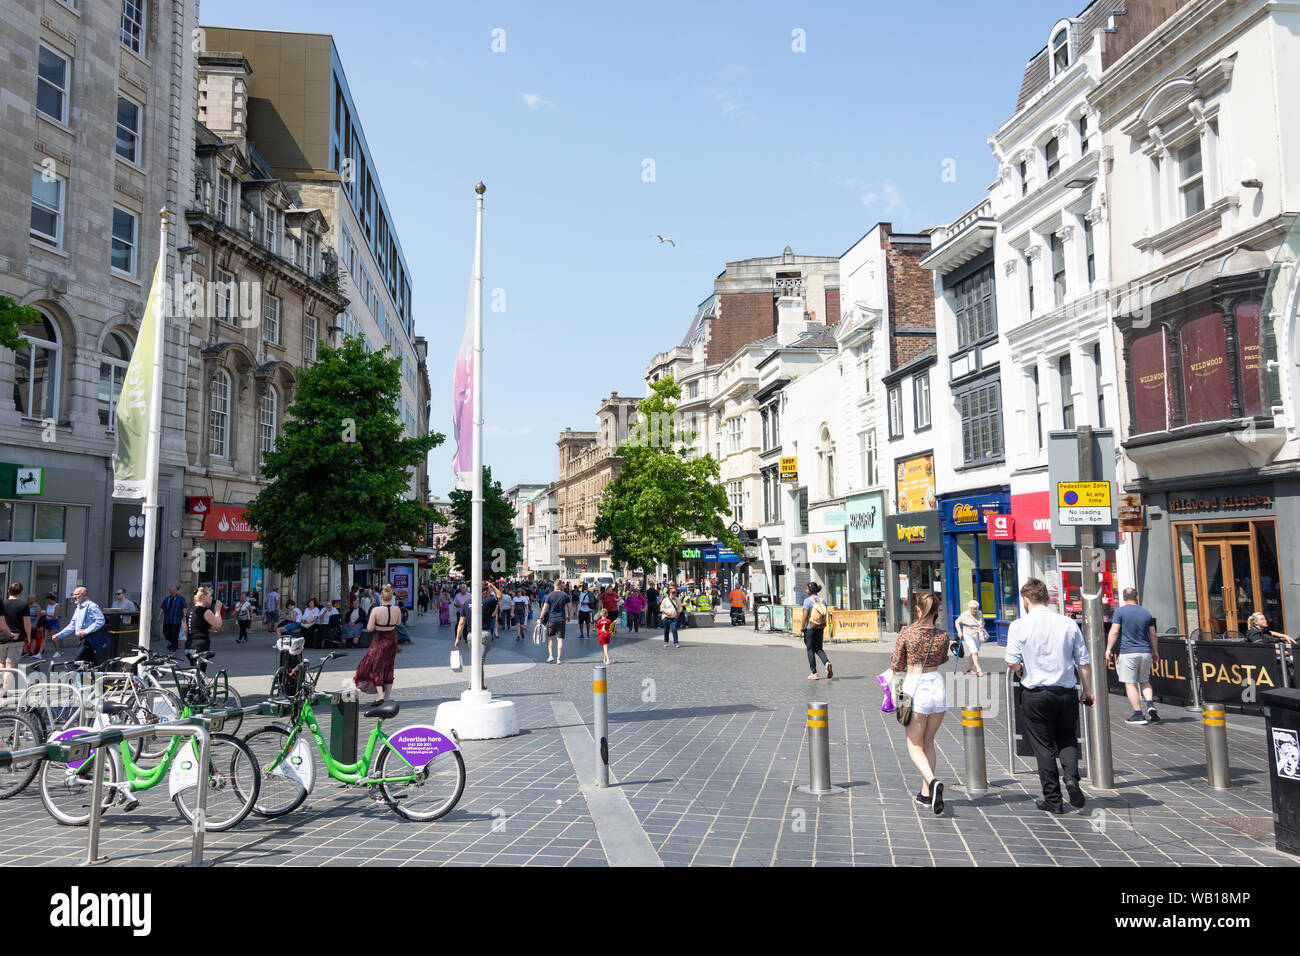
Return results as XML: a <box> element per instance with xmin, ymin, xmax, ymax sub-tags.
<box><xmin>452</xmin><ymin>278</ymin><xmax>474</xmax><ymax>488</ymax></box>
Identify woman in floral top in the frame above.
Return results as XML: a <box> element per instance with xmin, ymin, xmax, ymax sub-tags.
<box><xmin>891</xmin><ymin>591</ymin><xmax>949</xmax><ymax>814</ymax></box>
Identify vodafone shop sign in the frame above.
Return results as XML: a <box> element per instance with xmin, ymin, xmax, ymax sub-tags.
<box><xmin>203</xmin><ymin>504</ymin><xmax>258</xmax><ymax>540</ymax></box>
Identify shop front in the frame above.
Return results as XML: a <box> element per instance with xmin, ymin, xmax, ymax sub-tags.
<box><xmin>939</xmin><ymin>489</ymin><xmax>1014</xmax><ymax>643</ymax></box>
<box><xmin>807</xmin><ymin>532</ymin><xmax>847</xmax><ymax>608</ymax></box>
<box><xmin>847</xmin><ymin>491</ymin><xmax>885</xmax><ymax>615</ymax></box>
<box><xmin>884</xmin><ymin>511</ymin><xmax>943</xmax><ymax>633</ymax></box>
<box><xmin>200</xmin><ymin>503</ymin><xmax>261</xmax><ymax>609</ymax></box>
<box><xmin>1130</xmin><ymin>482</ymin><xmax>1295</xmax><ymax>638</ymax></box>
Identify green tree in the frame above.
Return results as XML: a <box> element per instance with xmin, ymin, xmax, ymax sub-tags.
<box><xmin>446</xmin><ymin>466</ymin><xmax>522</xmax><ymax>577</ymax></box>
<box><xmin>594</xmin><ymin>376</ymin><xmax>741</xmax><ymax>580</ymax></box>
<box><xmin>429</xmin><ymin>554</ymin><xmax>451</xmax><ymax>580</ymax></box>
<box><xmin>245</xmin><ymin>335</ymin><xmax>443</xmax><ymax>598</ymax></box>
<box><xmin>0</xmin><ymin>296</ymin><xmax>36</xmax><ymax>352</ymax></box>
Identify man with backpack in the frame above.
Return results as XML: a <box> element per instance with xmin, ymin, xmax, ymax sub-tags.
<box><xmin>799</xmin><ymin>582</ymin><xmax>833</xmax><ymax>680</ymax></box>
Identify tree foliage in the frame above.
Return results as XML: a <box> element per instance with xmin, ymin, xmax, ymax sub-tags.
<box><xmin>446</xmin><ymin>465</ymin><xmax>522</xmax><ymax>577</ymax></box>
<box><xmin>0</xmin><ymin>296</ymin><xmax>36</xmax><ymax>352</ymax></box>
<box><xmin>594</xmin><ymin>377</ymin><xmax>741</xmax><ymax>577</ymax></box>
<box><xmin>245</xmin><ymin>335</ymin><xmax>443</xmax><ymax>593</ymax></box>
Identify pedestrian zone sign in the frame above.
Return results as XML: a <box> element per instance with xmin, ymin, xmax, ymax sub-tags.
<box><xmin>1057</xmin><ymin>481</ymin><xmax>1111</xmax><ymax>525</ymax></box>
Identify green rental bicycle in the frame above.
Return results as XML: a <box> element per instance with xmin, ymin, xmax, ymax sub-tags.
<box><xmin>39</xmin><ymin>688</ymin><xmax>260</xmax><ymax>830</ymax></box>
<box><xmin>242</xmin><ymin>652</ymin><xmax>465</xmax><ymax>822</ymax></box>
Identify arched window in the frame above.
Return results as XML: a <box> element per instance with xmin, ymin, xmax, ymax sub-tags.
<box><xmin>209</xmin><ymin>369</ymin><xmax>231</xmax><ymax>458</ymax></box>
<box><xmin>99</xmin><ymin>330</ymin><xmax>133</xmax><ymax>428</ymax></box>
<box><xmin>13</xmin><ymin>313</ymin><xmax>60</xmax><ymax>420</ymax></box>
<box><xmin>259</xmin><ymin>385</ymin><xmax>277</xmax><ymax>467</ymax></box>
<box><xmin>819</xmin><ymin>426</ymin><xmax>835</xmax><ymax>498</ymax></box>
<box><xmin>1052</xmin><ymin>28</ymin><xmax>1069</xmax><ymax>74</ymax></box>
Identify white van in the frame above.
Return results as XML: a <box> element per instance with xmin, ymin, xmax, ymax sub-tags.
<box><xmin>580</xmin><ymin>572</ymin><xmax>615</xmax><ymax>590</ymax></box>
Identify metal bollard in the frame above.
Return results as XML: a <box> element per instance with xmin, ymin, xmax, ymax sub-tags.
<box><xmin>1202</xmin><ymin>704</ymin><xmax>1230</xmax><ymax>790</ymax></box>
<box><xmin>1005</xmin><ymin>669</ymin><xmax>1018</xmax><ymax>774</ymax></box>
<box><xmin>798</xmin><ymin>701</ymin><xmax>844</xmax><ymax>795</ymax></box>
<box><xmin>961</xmin><ymin>707</ymin><xmax>988</xmax><ymax>796</ymax></box>
<box><xmin>593</xmin><ymin>665</ymin><xmax>608</xmax><ymax>789</ymax></box>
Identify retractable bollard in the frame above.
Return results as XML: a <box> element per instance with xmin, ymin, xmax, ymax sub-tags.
<box><xmin>798</xmin><ymin>701</ymin><xmax>845</xmax><ymax>795</ymax></box>
<box><xmin>593</xmin><ymin>665</ymin><xmax>609</xmax><ymax>789</ymax></box>
<box><xmin>1203</xmin><ymin>703</ymin><xmax>1230</xmax><ymax>790</ymax></box>
<box><xmin>1005</xmin><ymin>669</ymin><xmax>1018</xmax><ymax>774</ymax></box>
<box><xmin>961</xmin><ymin>707</ymin><xmax>988</xmax><ymax>797</ymax></box>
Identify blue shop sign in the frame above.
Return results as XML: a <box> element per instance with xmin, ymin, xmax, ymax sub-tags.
<box><xmin>939</xmin><ymin>491</ymin><xmax>1010</xmax><ymax>533</ymax></box>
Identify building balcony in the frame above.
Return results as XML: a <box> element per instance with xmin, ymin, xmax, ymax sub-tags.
<box><xmin>920</xmin><ymin>199</ymin><xmax>996</xmax><ymax>276</ymax></box>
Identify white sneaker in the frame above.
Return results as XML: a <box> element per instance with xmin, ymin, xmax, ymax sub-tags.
<box><xmin>546</xmin><ymin>655</ymin><xmax>554</xmax><ymax>663</ymax></box>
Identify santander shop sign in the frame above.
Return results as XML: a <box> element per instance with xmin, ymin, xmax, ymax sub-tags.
<box><xmin>203</xmin><ymin>504</ymin><xmax>258</xmax><ymax>541</ymax></box>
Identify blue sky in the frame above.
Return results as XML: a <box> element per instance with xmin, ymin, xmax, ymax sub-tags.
<box><xmin>204</xmin><ymin>0</ymin><xmax>1071</xmax><ymax>492</ymax></box>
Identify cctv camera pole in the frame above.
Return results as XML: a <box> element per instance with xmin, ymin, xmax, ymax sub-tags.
<box><xmin>1078</xmin><ymin>426</ymin><xmax>1114</xmax><ymax>788</ymax></box>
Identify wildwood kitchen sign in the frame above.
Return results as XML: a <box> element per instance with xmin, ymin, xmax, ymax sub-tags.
<box><xmin>1168</xmin><ymin>492</ymin><xmax>1273</xmax><ymax>514</ymax></box>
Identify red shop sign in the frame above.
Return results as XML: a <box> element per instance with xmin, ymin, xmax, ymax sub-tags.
<box><xmin>204</xmin><ymin>505</ymin><xmax>258</xmax><ymax>540</ymax></box>
<box><xmin>1010</xmin><ymin>492</ymin><xmax>1051</xmax><ymax>542</ymax></box>
<box><xmin>987</xmin><ymin>514</ymin><xmax>1015</xmax><ymax>540</ymax></box>
<box><xmin>186</xmin><ymin>495</ymin><xmax>213</xmax><ymax>515</ymax></box>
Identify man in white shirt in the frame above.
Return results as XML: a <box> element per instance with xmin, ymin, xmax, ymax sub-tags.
<box><xmin>1005</xmin><ymin>578</ymin><xmax>1095</xmax><ymax>815</ymax></box>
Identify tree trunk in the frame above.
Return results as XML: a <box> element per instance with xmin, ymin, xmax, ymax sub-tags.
<box><xmin>338</xmin><ymin>555</ymin><xmax>351</xmax><ymax>609</ymax></box>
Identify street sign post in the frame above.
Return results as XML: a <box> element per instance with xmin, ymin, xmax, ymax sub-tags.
<box><xmin>1047</xmin><ymin>426</ymin><xmax>1116</xmax><ymax>790</ymax></box>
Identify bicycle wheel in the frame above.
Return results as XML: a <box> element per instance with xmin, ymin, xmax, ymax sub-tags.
<box><xmin>171</xmin><ymin>732</ymin><xmax>260</xmax><ymax>831</ymax></box>
<box><xmin>242</xmin><ymin>726</ymin><xmax>309</xmax><ymax>817</ymax></box>
<box><xmin>0</xmin><ymin>709</ymin><xmax>43</xmax><ymax>799</ymax></box>
<box><xmin>39</xmin><ymin>739</ymin><xmax>121</xmax><ymax>826</ymax></box>
<box><xmin>376</xmin><ymin>743</ymin><xmax>465</xmax><ymax>822</ymax></box>
<box><xmin>131</xmin><ymin>688</ymin><xmax>184</xmax><ymax>762</ymax></box>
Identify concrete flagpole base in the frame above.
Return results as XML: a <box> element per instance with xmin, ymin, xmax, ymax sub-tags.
<box><xmin>434</xmin><ymin>690</ymin><xmax>520</xmax><ymax>740</ymax></box>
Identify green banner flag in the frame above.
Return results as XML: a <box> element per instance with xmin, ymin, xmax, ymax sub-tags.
<box><xmin>112</xmin><ymin>253</ymin><xmax>163</xmax><ymax>499</ymax></box>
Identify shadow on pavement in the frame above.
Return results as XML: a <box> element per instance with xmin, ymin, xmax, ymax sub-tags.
<box><xmin>613</xmin><ymin>703</ymin><xmax>768</xmax><ymax>722</ymax></box>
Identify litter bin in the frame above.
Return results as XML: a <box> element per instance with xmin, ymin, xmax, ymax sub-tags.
<box><xmin>1261</xmin><ymin>688</ymin><xmax>1300</xmax><ymax>855</ymax></box>
<box><xmin>330</xmin><ymin>691</ymin><xmax>359</xmax><ymax>764</ymax></box>
<box><xmin>104</xmin><ymin>609</ymin><xmax>140</xmax><ymax>659</ymax></box>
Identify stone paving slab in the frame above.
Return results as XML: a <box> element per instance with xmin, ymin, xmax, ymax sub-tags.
<box><xmin>0</xmin><ymin>619</ymin><xmax>1291</xmax><ymax>866</ymax></box>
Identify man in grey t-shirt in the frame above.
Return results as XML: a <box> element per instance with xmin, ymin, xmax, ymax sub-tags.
<box><xmin>1106</xmin><ymin>588</ymin><xmax>1159</xmax><ymax>725</ymax></box>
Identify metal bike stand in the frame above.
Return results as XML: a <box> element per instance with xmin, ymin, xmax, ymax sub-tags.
<box><xmin>44</xmin><ymin>720</ymin><xmax>214</xmax><ymax>867</ymax></box>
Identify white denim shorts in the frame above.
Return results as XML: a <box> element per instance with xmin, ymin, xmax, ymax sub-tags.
<box><xmin>902</xmin><ymin>672</ymin><xmax>948</xmax><ymax>715</ymax></box>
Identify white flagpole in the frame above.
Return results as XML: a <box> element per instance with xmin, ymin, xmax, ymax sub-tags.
<box><xmin>138</xmin><ymin>208</ymin><xmax>169</xmax><ymax>641</ymax></box>
<box><xmin>470</xmin><ymin>183</ymin><xmax>485</xmax><ymax>696</ymax></box>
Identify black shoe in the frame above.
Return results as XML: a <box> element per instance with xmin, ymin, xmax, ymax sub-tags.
<box><xmin>1066</xmin><ymin>781</ymin><xmax>1086</xmax><ymax>809</ymax></box>
<box><xmin>1036</xmin><ymin>799</ymin><xmax>1068</xmax><ymax>815</ymax></box>
<box><xmin>915</xmin><ymin>789</ymin><xmax>932</xmax><ymax>806</ymax></box>
<box><xmin>1147</xmin><ymin>704</ymin><xmax>1160</xmax><ymax>722</ymax></box>
<box><xmin>932</xmin><ymin>781</ymin><xmax>944</xmax><ymax>814</ymax></box>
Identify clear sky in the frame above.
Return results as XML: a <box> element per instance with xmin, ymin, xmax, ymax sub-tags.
<box><xmin>203</xmin><ymin>0</ymin><xmax>1073</xmax><ymax>493</ymax></box>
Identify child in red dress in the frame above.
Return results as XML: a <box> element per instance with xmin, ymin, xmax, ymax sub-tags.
<box><xmin>596</xmin><ymin>609</ymin><xmax>613</xmax><ymax>665</ymax></box>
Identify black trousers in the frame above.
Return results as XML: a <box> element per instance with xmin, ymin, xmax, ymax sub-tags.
<box><xmin>1021</xmin><ymin>686</ymin><xmax>1081</xmax><ymax>808</ymax></box>
<box><xmin>803</xmin><ymin>627</ymin><xmax>829</xmax><ymax>672</ymax></box>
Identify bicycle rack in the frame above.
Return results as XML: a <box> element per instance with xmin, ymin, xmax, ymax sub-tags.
<box><xmin>0</xmin><ymin>719</ymin><xmax>213</xmax><ymax>866</ymax></box>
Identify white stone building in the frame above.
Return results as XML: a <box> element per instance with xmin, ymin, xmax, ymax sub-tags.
<box><xmin>0</xmin><ymin>0</ymin><xmax>198</xmax><ymax>612</ymax></box>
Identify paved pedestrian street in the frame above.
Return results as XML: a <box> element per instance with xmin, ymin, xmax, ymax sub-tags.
<box><xmin>1</xmin><ymin>619</ymin><xmax>1293</xmax><ymax>867</ymax></box>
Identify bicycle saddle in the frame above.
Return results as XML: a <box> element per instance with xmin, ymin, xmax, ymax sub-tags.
<box><xmin>364</xmin><ymin>701</ymin><xmax>400</xmax><ymax>720</ymax></box>
<box><xmin>100</xmin><ymin>700</ymin><xmax>133</xmax><ymax>715</ymax></box>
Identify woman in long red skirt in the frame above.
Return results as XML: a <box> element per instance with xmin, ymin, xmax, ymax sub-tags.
<box><xmin>354</xmin><ymin>583</ymin><xmax>401</xmax><ymax>702</ymax></box>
